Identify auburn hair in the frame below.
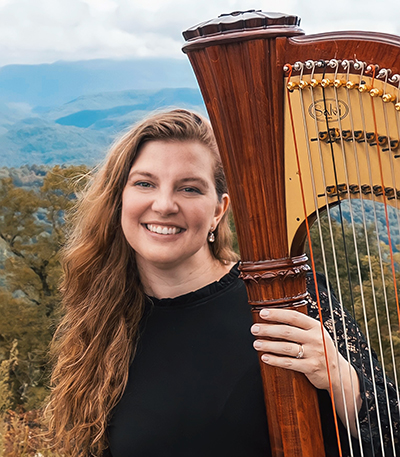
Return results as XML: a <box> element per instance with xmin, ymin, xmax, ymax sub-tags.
<box><xmin>42</xmin><ymin>109</ymin><xmax>238</xmax><ymax>455</ymax></box>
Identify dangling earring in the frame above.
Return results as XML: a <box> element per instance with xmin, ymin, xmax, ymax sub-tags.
<box><xmin>208</xmin><ymin>227</ymin><xmax>215</xmax><ymax>243</ymax></box>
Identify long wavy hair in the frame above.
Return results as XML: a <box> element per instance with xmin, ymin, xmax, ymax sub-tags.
<box><xmin>43</xmin><ymin>109</ymin><xmax>238</xmax><ymax>456</ymax></box>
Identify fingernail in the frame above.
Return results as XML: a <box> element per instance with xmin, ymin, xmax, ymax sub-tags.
<box><xmin>251</xmin><ymin>325</ymin><xmax>260</xmax><ymax>334</ymax></box>
<box><xmin>261</xmin><ymin>354</ymin><xmax>269</xmax><ymax>363</ymax></box>
<box><xmin>260</xmin><ymin>309</ymin><xmax>270</xmax><ymax>318</ymax></box>
<box><xmin>253</xmin><ymin>340</ymin><xmax>263</xmax><ymax>349</ymax></box>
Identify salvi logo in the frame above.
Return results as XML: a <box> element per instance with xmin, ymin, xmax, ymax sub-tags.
<box><xmin>308</xmin><ymin>99</ymin><xmax>349</xmax><ymax>122</ymax></box>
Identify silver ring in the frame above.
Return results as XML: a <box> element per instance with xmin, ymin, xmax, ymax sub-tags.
<box><xmin>296</xmin><ymin>344</ymin><xmax>304</xmax><ymax>359</ymax></box>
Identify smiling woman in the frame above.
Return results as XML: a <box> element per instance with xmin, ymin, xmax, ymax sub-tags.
<box><xmin>121</xmin><ymin>140</ymin><xmax>230</xmax><ymax>294</ymax></box>
<box><xmin>41</xmin><ymin>109</ymin><xmax>239</xmax><ymax>456</ymax></box>
<box><xmin>41</xmin><ymin>109</ymin><xmax>398</xmax><ymax>457</ymax></box>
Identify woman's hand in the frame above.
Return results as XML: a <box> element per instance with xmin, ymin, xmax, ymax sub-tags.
<box><xmin>251</xmin><ymin>307</ymin><xmax>362</xmax><ymax>436</ymax></box>
<box><xmin>251</xmin><ymin>307</ymin><xmax>336</xmax><ymax>390</ymax></box>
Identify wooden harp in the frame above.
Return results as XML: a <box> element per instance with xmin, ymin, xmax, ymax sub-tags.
<box><xmin>182</xmin><ymin>10</ymin><xmax>400</xmax><ymax>457</ymax></box>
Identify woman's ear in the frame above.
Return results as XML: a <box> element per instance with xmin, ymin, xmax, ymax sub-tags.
<box><xmin>213</xmin><ymin>193</ymin><xmax>230</xmax><ymax>228</ymax></box>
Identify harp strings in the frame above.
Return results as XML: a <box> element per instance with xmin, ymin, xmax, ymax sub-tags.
<box><xmin>286</xmin><ymin>58</ymin><xmax>400</xmax><ymax>454</ymax></box>
<box><xmin>369</xmin><ymin>66</ymin><xmax>400</xmax><ymax>449</ymax></box>
<box><xmin>305</xmin><ymin>60</ymin><xmax>357</xmax><ymax>453</ymax></box>
<box><xmin>344</xmin><ymin>61</ymin><xmax>387</xmax><ymax>453</ymax></box>
<box><xmin>307</xmin><ymin>60</ymin><xmax>363</xmax><ymax>456</ymax></box>
<box><xmin>286</xmin><ymin>62</ymin><xmax>344</xmax><ymax>457</ymax></box>
<box><xmin>390</xmin><ymin>73</ymin><xmax>400</xmax><ymax>413</ymax></box>
<box><xmin>347</xmin><ymin>61</ymin><xmax>389</xmax><ymax>454</ymax></box>
<box><xmin>327</xmin><ymin>60</ymin><xmax>397</xmax><ymax>454</ymax></box>
<box><xmin>325</xmin><ymin>59</ymin><xmax>368</xmax><ymax>453</ymax></box>
<box><xmin>359</xmin><ymin>64</ymin><xmax>400</xmax><ymax>448</ymax></box>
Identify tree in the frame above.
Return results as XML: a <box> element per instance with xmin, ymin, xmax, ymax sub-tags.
<box><xmin>0</xmin><ymin>165</ymin><xmax>89</xmax><ymax>410</ymax></box>
<box><xmin>306</xmin><ymin>207</ymin><xmax>400</xmax><ymax>381</ymax></box>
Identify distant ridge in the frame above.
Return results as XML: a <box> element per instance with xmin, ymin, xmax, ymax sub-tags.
<box><xmin>0</xmin><ymin>58</ymin><xmax>198</xmax><ymax>107</ymax></box>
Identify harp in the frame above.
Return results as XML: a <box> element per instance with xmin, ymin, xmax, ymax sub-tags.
<box><xmin>182</xmin><ymin>10</ymin><xmax>400</xmax><ymax>457</ymax></box>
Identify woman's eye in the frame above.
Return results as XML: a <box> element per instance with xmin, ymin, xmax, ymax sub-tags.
<box><xmin>182</xmin><ymin>187</ymin><xmax>201</xmax><ymax>194</ymax></box>
<box><xmin>135</xmin><ymin>181</ymin><xmax>153</xmax><ymax>188</ymax></box>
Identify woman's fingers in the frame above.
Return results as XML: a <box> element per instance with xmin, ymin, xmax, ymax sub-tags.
<box><xmin>253</xmin><ymin>339</ymin><xmax>304</xmax><ymax>358</ymax></box>
<box><xmin>251</xmin><ymin>322</ymin><xmax>305</xmax><ymax>342</ymax></box>
<box><xmin>259</xmin><ymin>308</ymin><xmax>317</xmax><ymax>329</ymax></box>
<box><xmin>251</xmin><ymin>308</ymin><xmax>321</xmax><ymax>343</ymax></box>
<box><xmin>250</xmin><ymin>308</ymin><xmax>336</xmax><ymax>389</ymax></box>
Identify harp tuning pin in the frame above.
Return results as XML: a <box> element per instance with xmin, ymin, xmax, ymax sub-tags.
<box><xmin>321</xmin><ymin>78</ymin><xmax>333</xmax><ymax>87</ymax></box>
<box><xmin>299</xmin><ymin>80</ymin><xmax>309</xmax><ymax>89</ymax></box>
<box><xmin>354</xmin><ymin>61</ymin><xmax>363</xmax><ymax>71</ymax></box>
<box><xmin>305</xmin><ymin>60</ymin><xmax>315</xmax><ymax>69</ymax></box>
<box><xmin>365</xmin><ymin>65</ymin><xmax>376</xmax><ymax>75</ymax></box>
<box><xmin>395</xmin><ymin>102</ymin><xmax>400</xmax><ymax>111</ymax></box>
<box><xmin>389</xmin><ymin>74</ymin><xmax>400</xmax><ymax>83</ymax></box>
<box><xmin>293</xmin><ymin>62</ymin><xmax>303</xmax><ymax>71</ymax></box>
<box><xmin>334</xmin><ymin>79</ymin><xmax>346</xmax><ymax>88</ymax></box>
<box><xmin>346</xmin><ymin>81</ymin><xmax>358</xmax><ymax>90</ymax></box>
<box><xmin>382</xmin><ymin>93</ymin><xmax>396</xmax><ymax>103</ymax></box>
<box><xmin>370</xmin><ymin>88</ymin><xmax>383</xmax><ymax>97</ymax></box>
<box><xmin>310</xmin><ymin>79</ymin><xmax>321</xmax><ymax>87</ymax></box>
<box><xmin>287</xmin><ymin>81</ymin><xmax>299</xmax><ymax>92</ymax></box>
<box><xmin>378</xmin><ymin>68</ymin><xmax>391</xmax><ymax>79</ymax></box>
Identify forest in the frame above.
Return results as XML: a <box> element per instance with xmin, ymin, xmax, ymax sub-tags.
<box><xmin>0</xmin><ymin>165</ymin><xmax>399</xmax><ymax>455</ymax></box>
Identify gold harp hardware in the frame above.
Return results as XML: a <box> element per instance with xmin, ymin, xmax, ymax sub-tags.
<box><xmin>358</xmin><ymin>82</ymin><xmax>371</xmax><ymax>92</ymax></box>
<box><xmin>370</xmin><ymin>87</ymin><xmax>384</xmax><ymax>97</ymax></box>
<box><xmin>334</xmin><ymin>79</ymin><xmax>346</xmax><ymax>88</ymax></box>
<box><xmin>346</xmin><ymin>80</ymin><xmax>358</xmax><ymax>89</ymax></box>
<box><xmin>321</xmin><ymin>78</ymin><xmax>333</xmax><ymax>87</ymax></box>
<box><xmin>382</xmin><ymin>93</ymin><xmax>397</xmax><ymax>102</ymax></box>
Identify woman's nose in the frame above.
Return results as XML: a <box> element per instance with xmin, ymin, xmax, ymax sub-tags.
<box><xmin>151</xmin><ymin>191</ymin><xmax>179</xmax><ymax>215</ymax></box>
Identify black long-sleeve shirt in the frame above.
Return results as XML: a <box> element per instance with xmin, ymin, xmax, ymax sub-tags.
<box><xmin>106</xmin><ymin>265</ymin><xmax>399</xmax><ymax>456</ymax></box>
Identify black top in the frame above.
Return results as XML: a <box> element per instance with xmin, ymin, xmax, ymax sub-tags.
<box><xmin>106</xmin><ymin>265</ymin><xmax>399</xmax><ymax>457</ymax></box>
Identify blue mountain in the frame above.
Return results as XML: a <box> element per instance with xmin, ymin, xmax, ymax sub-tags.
<box><xmin>0</xmin><ymin>58</ymin><xmax>198</xmax><ymax>107</ymax></box>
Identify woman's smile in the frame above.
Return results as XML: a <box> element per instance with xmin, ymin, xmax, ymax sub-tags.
<box><xmin>144</xmin><ymin>223</ymin><xmax>184</xmax><ymax>235</ymax></box>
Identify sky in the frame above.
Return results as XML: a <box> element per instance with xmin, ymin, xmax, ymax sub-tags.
<box><xmin>1</xmin><ymin>0</ymin><xmax>400</xmax><ymax>67</ymax></box>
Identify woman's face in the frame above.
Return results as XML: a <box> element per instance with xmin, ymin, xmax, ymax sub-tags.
<box><xmin>121</xmin><ymin>140</ymin><xmax>229</xmax><ymax>272</ymax></box>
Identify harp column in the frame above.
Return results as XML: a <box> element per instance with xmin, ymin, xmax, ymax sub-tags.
<box><xmin>183</xmin><ymin>11</ymin><xmax>326</xmax><ymax>457</ymax></box>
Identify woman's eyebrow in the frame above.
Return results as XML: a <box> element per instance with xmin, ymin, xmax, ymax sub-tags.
<box><xmin>179</xmin><ymin>177</ymin><xmax>210</xmax><ymax>189</ymax></box>
<box><xmin>127</xmin><ymin>170</ymin><xmax>155</xmax><ymax>180</ymax></box>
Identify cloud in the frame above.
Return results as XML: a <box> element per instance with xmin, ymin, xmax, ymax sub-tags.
<box><xmin>0</xmin><ymin>0</ymin><xmax>399</xmax><ymax>66</ymax></box>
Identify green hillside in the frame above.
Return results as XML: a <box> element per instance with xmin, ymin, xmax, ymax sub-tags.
<box><xmin>0</xmin><ymin>88</ymin><xmax>204</xmax><ymax>167</ymax></box>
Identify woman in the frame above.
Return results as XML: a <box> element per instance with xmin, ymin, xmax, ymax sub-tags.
<box><xmin>44</xmin><ymin>109</ymin><xmax>398</xmax><ymax>456</ymax></box>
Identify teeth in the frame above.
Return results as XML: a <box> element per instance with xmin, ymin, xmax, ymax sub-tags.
<box><xmin>146</xmin><ymin>224</ymin><xmax>182</xmax><ymax>235</ymax></box>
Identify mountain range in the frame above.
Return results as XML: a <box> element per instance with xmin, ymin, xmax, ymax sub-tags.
<box><xmin>0</xmin><ymin>58</ymin><xmax>204</xmax><ymax>167</ymax></box>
